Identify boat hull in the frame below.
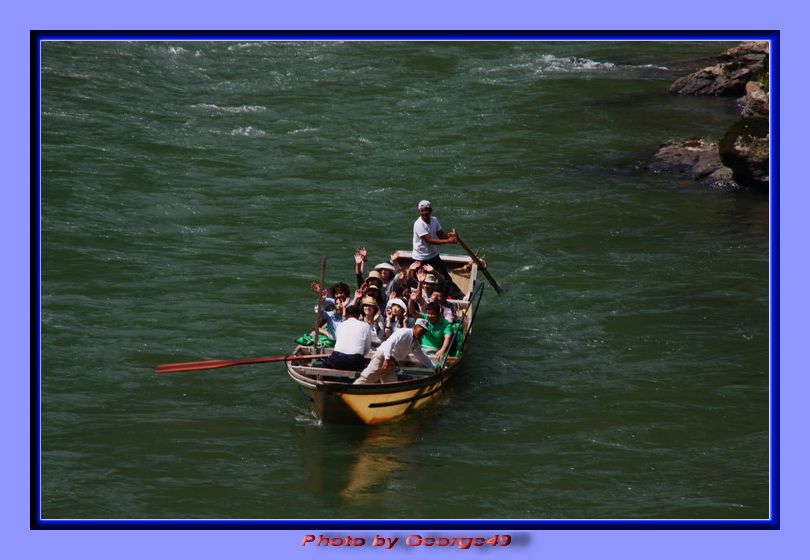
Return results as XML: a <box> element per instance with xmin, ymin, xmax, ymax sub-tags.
<box><xmin>294</xmin><ymin>370</ymin><xmax>455</xmax><ymax>424</ymax></box>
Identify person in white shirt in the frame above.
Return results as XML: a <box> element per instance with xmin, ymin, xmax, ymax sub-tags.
<box><xmin>321</xmin><ymin>306</ymin><xmax>372</xmax><ymax>371</ymax></box>
<box><xmin>412</xmin><ymin>200</ymin><xmax>464</xmax><ymax>299</ymax></box>
<box><xmin>353</xmin><ymin>319</ymin><xmax>436</xmax><ymax>384</ymax></box>
<box><xmin>412</xmin><ymin>200</ymin><xmax>457</xmax><ymax>262</ymax></box>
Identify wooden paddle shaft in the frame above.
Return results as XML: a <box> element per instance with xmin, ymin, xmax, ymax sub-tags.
<box><xmin>453</xmin><ymin>231</ymin><xmax>505</xmax><ymax>294</ymax></box>
<box><xmin>155</xmin><ymin>353</ymin><xmax>331</xmax><ymax>373</ymax></box>
<box><xmin>313</xmin><ymin>255</ymin><xmax>328</xmax><ymax>348</ymax></box>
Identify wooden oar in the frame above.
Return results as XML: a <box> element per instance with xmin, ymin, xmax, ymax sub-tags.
<box><xmin>312</xmin><ymin>255</ymin><xmax>327</xmax><ymax>349</ymax></box>
<box><xmin>155</xmin><ymin>354</ymin><xmax>331</xmax><ymax>374</ymax></box>
<box><xmin>453</xmin><ymin>230</ymin><xmax>505</xmax><ymax>294</ymax></box>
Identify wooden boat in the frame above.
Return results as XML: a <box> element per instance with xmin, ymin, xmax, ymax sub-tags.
<box><xmin>286</xmin><ymin>250</ymin><xmax>485</xmax><ymax>424</ymax></box>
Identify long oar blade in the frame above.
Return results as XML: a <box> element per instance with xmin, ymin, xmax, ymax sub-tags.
<box><xmin>155</xmin><ymin>354</ymin><xmax>330</xmax><ymax>374</ymax></box>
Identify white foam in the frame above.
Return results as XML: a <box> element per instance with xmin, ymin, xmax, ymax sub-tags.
<box><xmin>231</xmin><ymin>126</ymin><xmax>266</xmax><ymax>137</ymax></box>
<box><xmin>287</xmin><ymin>127</ymin><xmax>319</xmax><ymax>135</ymax></box>
<box><xmin>192</xmin><ymin>103</ymin><xmax>268</xmax><ymax>114</ymax></box>
<box><xmin>533</xmin><ymin>54</ymin><xmax>616</xmax><ymax>74</ymax></box>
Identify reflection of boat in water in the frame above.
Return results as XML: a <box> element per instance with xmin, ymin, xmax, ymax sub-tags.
<box><xmin>287</xmin><ymin>250</ymin><xmax>485</xmax><ymax>425</ymax></box>
<box><xmin>339</xmin><ymin>421</ymin><xmax>422</xmax><ymax>505</ymax></box>
<box><xmin>297</xmin><ymin>418</ymin><xmax>425</xmax><ymax>507</ymax></box>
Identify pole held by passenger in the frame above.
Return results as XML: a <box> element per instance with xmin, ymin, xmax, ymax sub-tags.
<box><xmin>313</xmin><ymin>255</ymin><xmax>328</xmax><ymax>348</ymax></box>
<box><xmin>452</xmin><ymin>230</ymin><xmax>505</xmax><ymax>294</ymax></box>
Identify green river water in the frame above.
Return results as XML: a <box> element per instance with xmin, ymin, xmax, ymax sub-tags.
<box><xmin>38</xmin><ymin>39</ymin><xmax>770</xmax><ymax>522</ymax></box>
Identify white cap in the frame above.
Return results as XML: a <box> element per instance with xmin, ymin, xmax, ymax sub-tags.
<box><xmin>374</xmin><ymin>262</ymin><xmax>396</xmax><ymax>272</ymax></box>
<box><xmin>415</xmin><ymin>318</ymin><xmax>429</xmax><ymax>330</ymax></box>
<box><xmin>418</xmin><ymin>200</ymin><xmax>432</xmax><ymax>210</ymax></box>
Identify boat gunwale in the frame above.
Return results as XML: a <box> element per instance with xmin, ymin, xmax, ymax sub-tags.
<box><xmin>288</xmin><ymin>360</ymin><xmax>462</xmax><ymax>392</ymax></box>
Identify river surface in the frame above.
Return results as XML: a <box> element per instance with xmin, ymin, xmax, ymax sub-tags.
<box><xmin>38</xmin><ymin>40</ymin><xmax>771</xmax><ymax>521</ymax></box>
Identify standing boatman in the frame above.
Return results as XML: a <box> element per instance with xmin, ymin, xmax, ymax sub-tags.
<box><xmin>412</xmin><ymin>200</ymin><xmax>463</xmax><ymax>298</ymax></box>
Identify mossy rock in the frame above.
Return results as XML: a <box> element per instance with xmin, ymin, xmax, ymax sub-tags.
<box><xmin>719</xmin><ymin>117</ymin><xmax>769</xmax><ymax>190</ymax></box>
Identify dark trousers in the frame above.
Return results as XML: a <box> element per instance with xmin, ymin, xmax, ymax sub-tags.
<box><xmin>322</xmin><ymin>351</ymin><xmax>367</xmax><ymax>371</ymax></box>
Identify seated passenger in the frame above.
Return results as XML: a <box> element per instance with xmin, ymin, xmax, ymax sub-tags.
<box><xmin>321</xmin><ymin>305</ymin><xmax>372</xmax><ymax>371</ymax></box>
<box><xmin>360</xmin><ymin>296</ymin><xmax>385</xmax><ymax>344</ymax></box>
<box><xmin>387</xmin><ymin>265</ymin><xmax>412</xmax><ymax>300</ymax></box>
<box><xmin>353</xmin><ymin>249</ymin><xmax>396</xmax><ymax>297</ymax></box>
<box><xmin>429</xmin><ymin>285</ymin><xmax>457</xmax><ymax>323</ymax></box>
<box><xmin>415</xmin><ymin>301</ymin><xmax>454</xmax><ymax>361</ymax></box>
<box><xmin>353</xmin><ymin>280</ymin><xmax>387</xmax><ymax>312</ymax></box>
<box><xmin>363</xmin><ymin>273</ymin><xmax>388</xmax><ymax>309</ymax></box>
<box><xmin>354</xmin><ymin>248</ymin><xmax>389</xmax><ymax>304</ymax></box>
<box><xmin>383</xmin><ymin>297</ymin><xmax>412</xmax><ymax>340</ymax></box>
<box><xmin>374</xmin><ymin>262</ymin><xmax>397</xmax><ymax>295</ymax></box>
<box><xmin>311</xmin><ymin>281</ymin><xmax>352</xmax><ymax>306</ymax></box>
<box><xmin>311</xmin><ymin>281</ymin><xmax>353</xmax><ymax>338</ymax></box>
<box><xmin>409</xmin><ymin>265</ymin><xmax>444</xmax><ymax>304</ymax></box>
<box><xmin>330</xmin><ymin>282</ymin><xmax>353</xmax><ymax>306</ymax></box>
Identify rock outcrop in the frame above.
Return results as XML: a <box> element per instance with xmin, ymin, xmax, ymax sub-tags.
<box><xmin>741</xmin><ymin>80</ymin><xmax>769</xmax><ymax>118</ymax></box>
<box><xmin>719</xmin><ymin>117</ymin><xmax>770</xmax><ymax>191</ymax></box>
<box><xmin>651</xmin><ymin>41</ymin><xmax>770</xmax><ymax>191</ymax></box>
<box><xmin>669</xmin><ymin>41</ymin><xmax>769</xmax><ymax>97</ymax></box>
<box><xmin>640</xmin><ymin>138</ymin><xmax>735</xmax><ymax>188</ymax></box>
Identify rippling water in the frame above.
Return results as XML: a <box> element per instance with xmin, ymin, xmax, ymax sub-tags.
<box><xmin>38</xmin><ymin>40</ymin><xmax>770</xmax><ymax>521</ymax></box>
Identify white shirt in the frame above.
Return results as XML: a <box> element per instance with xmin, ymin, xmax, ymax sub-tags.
<box><xmin>379</xmin><ymin>328</ymin><xmax>435</xmax><ymax>369</ymax></box>
<box><xmin>334</xmin><ymin>318</ymin><xmax>372</xmax><ymax>356</ymax></box>
<box><xmin>412</xmin><ymin>216</ymin><xmax>442</xmax><ymax>260</ymax></box>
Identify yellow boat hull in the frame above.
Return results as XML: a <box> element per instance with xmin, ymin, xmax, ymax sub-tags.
<box><xmin>293</xmin><ymin>372</ymin><xmax>450</xmax><ymax>424</ymax></box>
